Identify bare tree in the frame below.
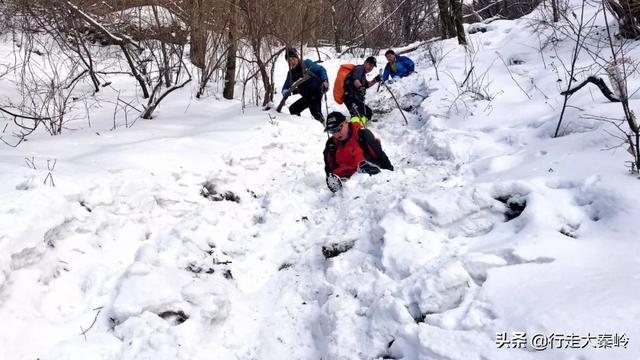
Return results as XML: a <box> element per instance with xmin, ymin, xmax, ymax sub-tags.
<box><xmin>1</xmin><ymin>33</ymin><xmax>87</xmax><ymax>142</ymax></box>
<box><xmin>223</xmin><ymin>0</ymin><xmax>239</xmax><ymax>99</ymax></box>
<box><xmin>554</xmin><ymin>0</ymin><xmax>590</xmax><ymax>137</ymax></box>
<box><xmin>438</xmin><ymin>0</ymin><xmax>467</xmax><ymax>45</ymax></box>
<box><xmin>604</xmin><ymin>0</ymin><xmax>640</xmax><ymax>38</ymax></box>
<box><xmin>236</xmin><ymin>0</ymin><xmax>277</xmax><ymax>105</ymax></box>
<box><xmin>0</xmin><ymin>0</ymin><xmax>490</xmax><ymax>124</ymax></box>
<box><xmin>427</xmin><ymin>40</ymin><xmax>449</xmax><ymax>80</ymax></box>
<box><xmin>552</xmin><ymin>0</ymin><xmax>560</xmax><ymax>22</ymax></box>
<box><xmin>452</xmin><ymin>0</ymin><xmax>467</xmax><ymax>45</ymax></box>
<box><xmin>466</xmin><ymin>0</ymin><xmax>544</xmax><ymax>21</ymax></box>
<box><xmin>329</xmin><ymin>0</ymin><xmax>341</xmax><ymax>52</ymax></box>
<box><xmin>602</xmin><ymin>1</ymin><xmax>640</xmax><ymax>171</ymax></box>
<box><xmin>235</xmin><ymin>0</ymin><xmax>324</xmax><ymax>105</ymax></box>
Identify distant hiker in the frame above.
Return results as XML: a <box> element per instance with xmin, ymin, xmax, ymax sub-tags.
<box><xmin>382</xmin><ymin>50</ymin><xmax>415</xmax><ymax>82</ymax></box>
<box><xmin>281</xmin><ymin>48</ymin><xmax>329</xmax><ymax>123</ymax></box>
<box><xmin>343</xmin><ymin>56</ymin><xmax>381</xmax><ymax>123</ymax></box>
<box><xmin>323</xmin><ymin>111</ymin><xmax>393</xmax><ymax>192</ymax></box>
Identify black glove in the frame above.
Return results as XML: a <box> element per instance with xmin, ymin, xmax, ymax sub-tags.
<box><xmin>358</xmin><ymin>86</ymin><xmax>367</xmax><ymax>97</ymax></box>
<box><xmin>326</xmin><ymin>174</ymin><xmax>343</xmax><ymax>193</ymax></box>
<box><xmin>374</xmin><ymin>74</ymin><xmax>382</xmax><ymax>83</ymax></box>
<box><xmin>358</xmin><ymin>161</ymin><xmax>381</xmax><ymax>175</ymax></box>
<box><xmin>321</xmin><ymin>81</ymin><xmax>329</xmax><ymax>94</ymax></box>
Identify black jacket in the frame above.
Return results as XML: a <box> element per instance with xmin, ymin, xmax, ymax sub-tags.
<box><xmin>343</xmin><ymin>65</ymin><xmax>370</xmax><ymax>101</ymax></box>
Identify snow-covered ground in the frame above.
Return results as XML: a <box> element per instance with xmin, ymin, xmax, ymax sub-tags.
<box><xmin>1</xmin><ymin>2</ymin><xmax>639</xmax><ymax>359</ymax></box>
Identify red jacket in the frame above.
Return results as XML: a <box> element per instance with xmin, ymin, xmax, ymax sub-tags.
<box><xmin>323</xmin><ymin>122</ymin><xmax>393</xmax><ymax>178</ymax></box>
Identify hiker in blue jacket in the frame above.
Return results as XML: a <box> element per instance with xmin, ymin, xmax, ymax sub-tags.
<box><xmin>282</xmin><ymin>48</ymin><xmax>329</xmax><ymax>123</ymax></box>
<box><xmin>382</xmin><ymin>49</ymin><xmax>415</xmax><ymax>81</ymax></box>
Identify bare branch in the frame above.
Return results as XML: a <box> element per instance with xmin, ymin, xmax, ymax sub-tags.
<box><xmin>560</xmin><ymin>76</ymin><xmax>620</xmax><ymax>102</ymax></box>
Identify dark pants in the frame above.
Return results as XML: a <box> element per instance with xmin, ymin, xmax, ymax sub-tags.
<box><xmin>344</xmin><ymin>95</ymin><xmax>372</xmax><ymax>121</ymax></box>
<box><xmin>289</xmin><ymin>94</ymin><xmax>324</xmax><ymax>122</ymax></box>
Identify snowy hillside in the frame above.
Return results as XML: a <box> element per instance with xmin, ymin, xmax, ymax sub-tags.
<box><xmin>0</xmin><ymin>2</ymin><xmax>639</xmax><ymax>360</ymax></box>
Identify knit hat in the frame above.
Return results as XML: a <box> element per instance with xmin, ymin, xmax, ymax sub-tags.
<box><xmin>365</xmin><ymin>56</ymin><xmax>377</xmax><ymax>67</ymax></box>
<box><xmin>285</xmin><ymin>48</ymin><xmax>299</xmax><ymax>60</ymax></box>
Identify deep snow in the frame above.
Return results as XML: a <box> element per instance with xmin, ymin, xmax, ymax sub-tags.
<box><xmin>1</xmin><ymin>2</ymin><xmax>639</xmax><ymax>360</ymax></box>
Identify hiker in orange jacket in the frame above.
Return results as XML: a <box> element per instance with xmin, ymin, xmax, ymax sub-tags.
<box><xmin>343</xmin><ymin>57</ymin><xmax>382</xmax><ymax>123</ymax></box>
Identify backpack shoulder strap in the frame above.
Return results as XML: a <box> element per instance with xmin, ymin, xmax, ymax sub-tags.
<box><xmin>356</xmin><ymin>126</ymin><xmax>368</xmax><ymax>148</ymax></box>
<box><xmin>303</xmin><ymin>59</ymin><xmax>320</xmax><ymax>80</ymax></box>
<box><xmin>357</xmin><ymin>128</ymin><xmax>373</xmax><ymax>160</ymax></box>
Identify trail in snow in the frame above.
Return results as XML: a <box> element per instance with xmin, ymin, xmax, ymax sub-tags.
<box><xmin>2</xmin><ymin>3</ymin><xmax>640</xmax><ymax>359</ymax></box>
<box><xmin>0</xmin><ymin>83</ymin><xmax>513</xmax><ymax>359</ymax></box>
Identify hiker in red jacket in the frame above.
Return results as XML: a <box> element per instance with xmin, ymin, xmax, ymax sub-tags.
<box><xmin>323</xmin><ymin>111</ymin><xmax>393</xmax><ymax>192</ymax></box>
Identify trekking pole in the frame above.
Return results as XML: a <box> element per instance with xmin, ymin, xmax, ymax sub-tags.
<box><xmin>376</xmin><ymin>68</ymin><xmax>383</xmax><ymax>92</ymax></box>
<box><xmin>351</xmin><ymin>103</ymin><xmax>360</xmax><ymax>117</ymax></box>
<box><xmin>381</xmin><ymin>81</ymin><xmax>408</xmax><ymax>125</ymax></box>
<box><xmin>324</xmin><ymin>92</ymin><xmax>330</xmax><ymax>139</ymax></box>
<box><xmin>350</xmin><ymin>103</ymin><xmax>367</xmax><ymax>128</ymax></box>
<box><xmin>324</xmin><ymin>92</ymin><xmax>330</xmax><ymax>119</ymax></box>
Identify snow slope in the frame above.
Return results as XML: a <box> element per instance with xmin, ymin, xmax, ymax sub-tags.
<box><xmin>0</xmin><ymin>2</ymin><xmax>639</xmax><ymax>359</ymax></box>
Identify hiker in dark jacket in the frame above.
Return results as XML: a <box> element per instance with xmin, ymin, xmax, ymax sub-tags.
<box><xmin>323</xmin><ymin>111</ymin><xmax>393</xmax><ymax>192</ymax></box>
<box><xmin>282</xmin><ymin>48</ymin><xmax>329</xmax><ymax>123</ymax></box>
<box><xmin>382</xmin><ymin>49</ymin><xmax>415</xmax><ymax>81</ymax></box>
<box><xmin>343</xmin><ymin>56</ymin><xmax>381</xmax><ymax>123</ymax></box>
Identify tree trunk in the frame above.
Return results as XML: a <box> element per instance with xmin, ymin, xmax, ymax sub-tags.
<box><xmin>332</xmin><ymin>16</ymin><xmax>341</xmax><ymax>53</ymax></box>
<box><xmin>257</xmin><ymin>58</ymin><xmax>273</xmax><ymax>106</ymax></box>
<box><xmin>401</xmin><ymin>1</ymin><xmax>412</xmax><ymax>43</ymax></box>
<box><xmin>604</xmin><ymin>0</ymin><xmax>640</xmax><ymax>38</ymax></box>
<box><xmin>551</xmin><ymin>0</ymin><xmax>560</xmax><ymax>22</ymax></box>
<box><xmin>120</xmin><ymin>44</ymin><xmax>150</xmax><ymax>98</ymax></box>
<box><xmin>451</xmin><ymin>0</ymin><xmax>467</xmax><ymax>45</ymax></box>
<box><xmin>438</xmin><ymin>0</ymin><xmax>455</xmax><ymax>39</ymax></box>
<box><xmin>619</xmin><ymin>0</ymin><xmax>640</xmax><ymax>38</ymax></box>
<box><xmin>330</xmin><ymin>1</ymin><xmax>341</xmax><ymax>52</ymax></box>
<box><xmin>223</xmin><ymin>0</ymin><xmax>238</xmax><ymax>99</ymax></box>
<box><xmin>190</xmin><ymin>0</ymin><xmax>206</xmax><ymax>69</ymax></box>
